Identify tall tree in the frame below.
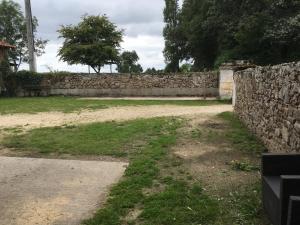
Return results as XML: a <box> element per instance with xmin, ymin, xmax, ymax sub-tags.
<box><xmin>163</xmin><ymin>0</ymin><xmax>182</xmax><ymax>72</ymax></box>
<box><xmin>117</xmin><ymin>51</ymin><xmax>143</xmax><ymax>73</ymax></box>
<box><xmin>178</xmin><ymin>0</ymin><xmax>300</xmax><ymax>70</ymax></box>
<box><xmin>58</xmin><ymin>15</ymin><xmax>123</xmax><ymax>74</ymax></box>
<box><xmin>0</xmin><ymin>0</ymin><xmax>47</xmax><ymax>71</ymax></box>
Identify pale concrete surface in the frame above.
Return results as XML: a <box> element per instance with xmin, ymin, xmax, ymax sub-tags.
<box><xmin>79</xmin><ymin>97</ymin><xmax>217</xmax><ymax>100</ymax></box>
<box><xmin>0</xmin><ymin>157</ymin><xmax>128</xmax><ymax>225</ymax></box>
<box><xmin>219</xmin><ymin>69</ymin><xmax>234</xmax><ymax>99</ymax></box>
<box><xmin>49</xmin><ymin>87</ymin><xmax>219</xmax><ymax>98</ymax></box>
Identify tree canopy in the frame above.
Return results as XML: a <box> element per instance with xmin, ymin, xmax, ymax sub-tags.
<box><xmin>163</xmin><ymin>0</ymin><xmax>183</xmax><ymax>72</ymax></box>
<box><xmin>0</xmin><ymin>0</ymin><xmax>47</xmax><ymax>71</ymax></box>
<box><xmin>58</xmin><ymin>15</ymin><xmax>123</xmax><ymax>74</ymax></box>
<box><xmin>117</xmin><ymin>51</ymin><xmax>143</xmax><ymax>73</ymax></box>
<box><xmin>164</xmin><ymin>0</ymin><xmax>300</xmax><ymax>70</ymax></box>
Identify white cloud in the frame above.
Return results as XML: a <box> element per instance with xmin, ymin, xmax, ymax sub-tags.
<box><xmin>14</xmin><ymin>0</ymin><xmax>167</xmax><ymax>72</ymax></box>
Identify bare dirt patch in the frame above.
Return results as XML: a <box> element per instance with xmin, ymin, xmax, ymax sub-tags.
<box><xmin>0</xmin><ymin>105</ymin><xmax>232</xmax><ymax>130</ymax></box>
<box><xmin>173</xmin><ymin>114</ymin><xmax>260</xmax><ymax>194</ymax></box>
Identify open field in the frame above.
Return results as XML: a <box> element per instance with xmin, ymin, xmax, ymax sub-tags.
<box><xmin>0</xmin><ymin>98</ymin><xmax>270</xmax><ymax>225</ymax></box>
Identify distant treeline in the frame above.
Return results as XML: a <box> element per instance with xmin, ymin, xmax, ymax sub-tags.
<box><xmin>164</xmin><ymin>0</ymin><xmax>300</xmax><ymax>71</ymax></box>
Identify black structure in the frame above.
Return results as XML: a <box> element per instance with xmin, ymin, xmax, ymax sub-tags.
<box><xmin>262</xmin><ymin>153</ymin><xmax>300</xmax><ymax>225</ymax></box>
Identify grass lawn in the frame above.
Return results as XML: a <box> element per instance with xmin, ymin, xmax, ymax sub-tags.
<box><xmin>0</xmin><ymin>96</ymin><xmax>230</xmax><ymax>114</ymax></box>
<box><xmin>2</xmin><ymin>113</ymin><xmax>269</xmax><ymax>225</ymax></box>
<box><xmin>3</xmin><ymin>118</ymin><xmax>173</xmax><ymax>157</ymax></box>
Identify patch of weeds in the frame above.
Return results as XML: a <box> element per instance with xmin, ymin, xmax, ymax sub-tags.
<box><xmin>191</xmin><ymin>129</ymin><xmax>202</xmax><ymax>138</ymax></box>
<box><xmin>2</xmin><ymin>127</ymin><xmax>23</xmax><ymax>134</ymax></box>
<box><xmin>218</xmin><ymin>112</ymin><xmax>266</xmax><ymax>154</ymax></box>
<box><xmin>204</xmin><ymin>121</ymin><xmax>227</xmax><ymax>129</ymax></box>
<box><xmin>189</xmin><ymin>112</ymin><xmax>269</xmax><ymax>224</ymax></box>
<box><xmin>228</xmin><ymin>160</ymin><xmax>260</xmax><ymax>172</ymax></box>
<box><xmin>219</xmin><ymin>183</ymin><xmax>268</xmax><ymax>225</ymax></box>
<box><xmin>171</xmin><ymin>157</ymin><xmax>183</xmax><ymax>167</ymax></box>
<box><xmin>140</xmin><ymin>179</ymin><xmax>218</xmax><ymax>225</ymax></box>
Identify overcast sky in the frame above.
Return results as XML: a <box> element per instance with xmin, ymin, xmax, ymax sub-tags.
<box><xmin>14</xmin><ymin>0</ymin><xmax>173</xmax><ymax>73</ymax></box>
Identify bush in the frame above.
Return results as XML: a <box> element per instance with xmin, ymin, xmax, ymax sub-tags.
<box><xmin>2</xmin><ymin>70</ymin><xmax>72</xmax><ymax>96</ymax></box>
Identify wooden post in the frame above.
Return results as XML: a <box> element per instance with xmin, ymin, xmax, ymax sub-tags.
<box><xmin>25</xmin><ymin>0</ymin><xmax>37</xmax><ymax>72</ymax></box>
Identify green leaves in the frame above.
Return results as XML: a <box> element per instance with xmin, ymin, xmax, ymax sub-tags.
<box><xmin>58</xmin><ymin>15</ymin><xmax>123</xmax><ymax>74</ymax></box>
<box><xmin>163</xmin><ymin>0</ymin><xmax>182</xmax><ymax>72</ymax></box>
<box><xmin>117</xmin><ymin>51</ymin><xmax>143</xmax><ymax>73</ymax></box>
<box><xmin>0</xmin><ymin>0</ymin><xmax>47</xmax><ymax>71</ymax></box>
<box><xmin>175</xmin><ymin>0</ymin><xmax>300</xmax><ymax>70</ymax></box>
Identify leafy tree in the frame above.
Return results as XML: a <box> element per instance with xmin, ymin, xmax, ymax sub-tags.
<box><xmin>177</xmin><ymin>0</ymin><xmax>300</xmax><ymax>70</ymax></box>
<box><xmin>144</xmin><ymin>67</ymin><xmax>165</xmax><ymax>74</ymax></box>
<box><xmin>0</xmin><ymin>0</ymin><xmax>47</xmax><ymax>71</ymax></box>
<box><xmin>180</xmin><ymin>63</ymin><xmax>192</xmax><ymax>73</ymax></box>
<box><xmin>163</xmin><ymin>0</ymin><xmax>183</xmax><ymax>72</ymax></box>
<box><xmin>117</xmin><ymin>50</ymin><xmax>143</xmax><ymax>73</ymax></box>
<box><xmin>0</xmin><ymin>57</ymin><xmax>10</xmax><ymax>94</ymax></box>
<box><xmin>145</xmin><ymin>67</ymin><xmax>157</xmax><ymax>74</ymax></box>
<box><xmin>58</xmin><ymin>15</ymin><xmax>123</xmax><ymax>74</ymax></box>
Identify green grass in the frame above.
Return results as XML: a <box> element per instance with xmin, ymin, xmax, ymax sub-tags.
<box><xmin>194</xmin><ymin>112</ymin><xmax>269</xmax><ymax>225</ymax></box>
<box><xmin>217</xmin><ymin>112</ymin><xmax>266</xmax><ymax>154</ymax></box>
<box><xmin>228</xmin><ymin>160</ymin><xmax>260</xmax><ymax>172</ymax></box>
<box><xmin>0</xmin><ymin>97</ymin><xmax>230</xmax><ymax>114</ymax></box>
<box><xmin>226</xmin><ymin>183</ymin><xmax>265</xmax><ymax>225</ymax></box>
<box><xmin>3</xmin><ymin>117</ymin><xmax>219</xmax><ymax>225</ymax></box>
<box><xmin>3</xmin><ymin>118</ymin><xmax>176</xmax><ymax>157</ymax></box>
<box><xmin>140</xmin><ymin>180</ymin><xmax>217</xmax><ymax>225</ymax></box>
<box><xmin>2</xmin><ymin>112</ymin><xmax>269</xmax><ymax>225</ymax></box>
<box><xmin>82</xmin><ymin>118</ymin><xmax>218</xmax><ymax>225</ymax></box>
<box><xmin>192</xmin><ymin>111</ymin><xmax>266</xmax><ymax>155</ymax></box>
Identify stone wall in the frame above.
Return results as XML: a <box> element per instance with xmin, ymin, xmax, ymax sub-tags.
<box><xmin>14</xmin><ymin>72</ymin><xmax>219</xmax><ymax>97</ymax></box>
<box><xmin>234</xmin><ymin>62</ymin><xmax>300</xmax><ymax>152</ymax></box>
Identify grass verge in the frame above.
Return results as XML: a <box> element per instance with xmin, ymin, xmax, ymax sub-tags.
<box><xmin>217</xmin><ymin>112</ymin><xmax>266</xmax><ymax>154</ymax></box>
<box><xmin>0</xmin><ymin>97</ymin><xmax>230</xmax><ymax>114</ymax></box>
<box><xmin>190</xmin><ymin>112</ymin><xmax>270</xmax><ymax>225</ymax></box>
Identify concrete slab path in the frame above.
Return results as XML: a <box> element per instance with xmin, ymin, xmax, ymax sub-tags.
<box><xmin>0</xmin><ymin>157</ymin><xmax>128</xmax><ymax>225</ymax></box>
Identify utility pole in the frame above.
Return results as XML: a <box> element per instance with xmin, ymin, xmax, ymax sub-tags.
<box><xmin>24</xmin><ymin>0</ymin><xmax>37</xmax><ymax>72</ymax></box>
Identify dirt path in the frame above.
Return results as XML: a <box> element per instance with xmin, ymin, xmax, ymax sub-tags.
<box><xmin>0</xmin><ymin>105</ymin><xmax>232</xmax><ymax>129</ymax></box>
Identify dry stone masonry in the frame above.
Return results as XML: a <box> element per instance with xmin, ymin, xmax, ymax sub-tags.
<box><xmin>234</xmin><ymin>62</ymin><xmax>300</xmax><ymax>152</ymax></box>
<box><xmin>16</xmin><ymin>72</ymin><xmax>219</xmax><ymax>97</ymax></box>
